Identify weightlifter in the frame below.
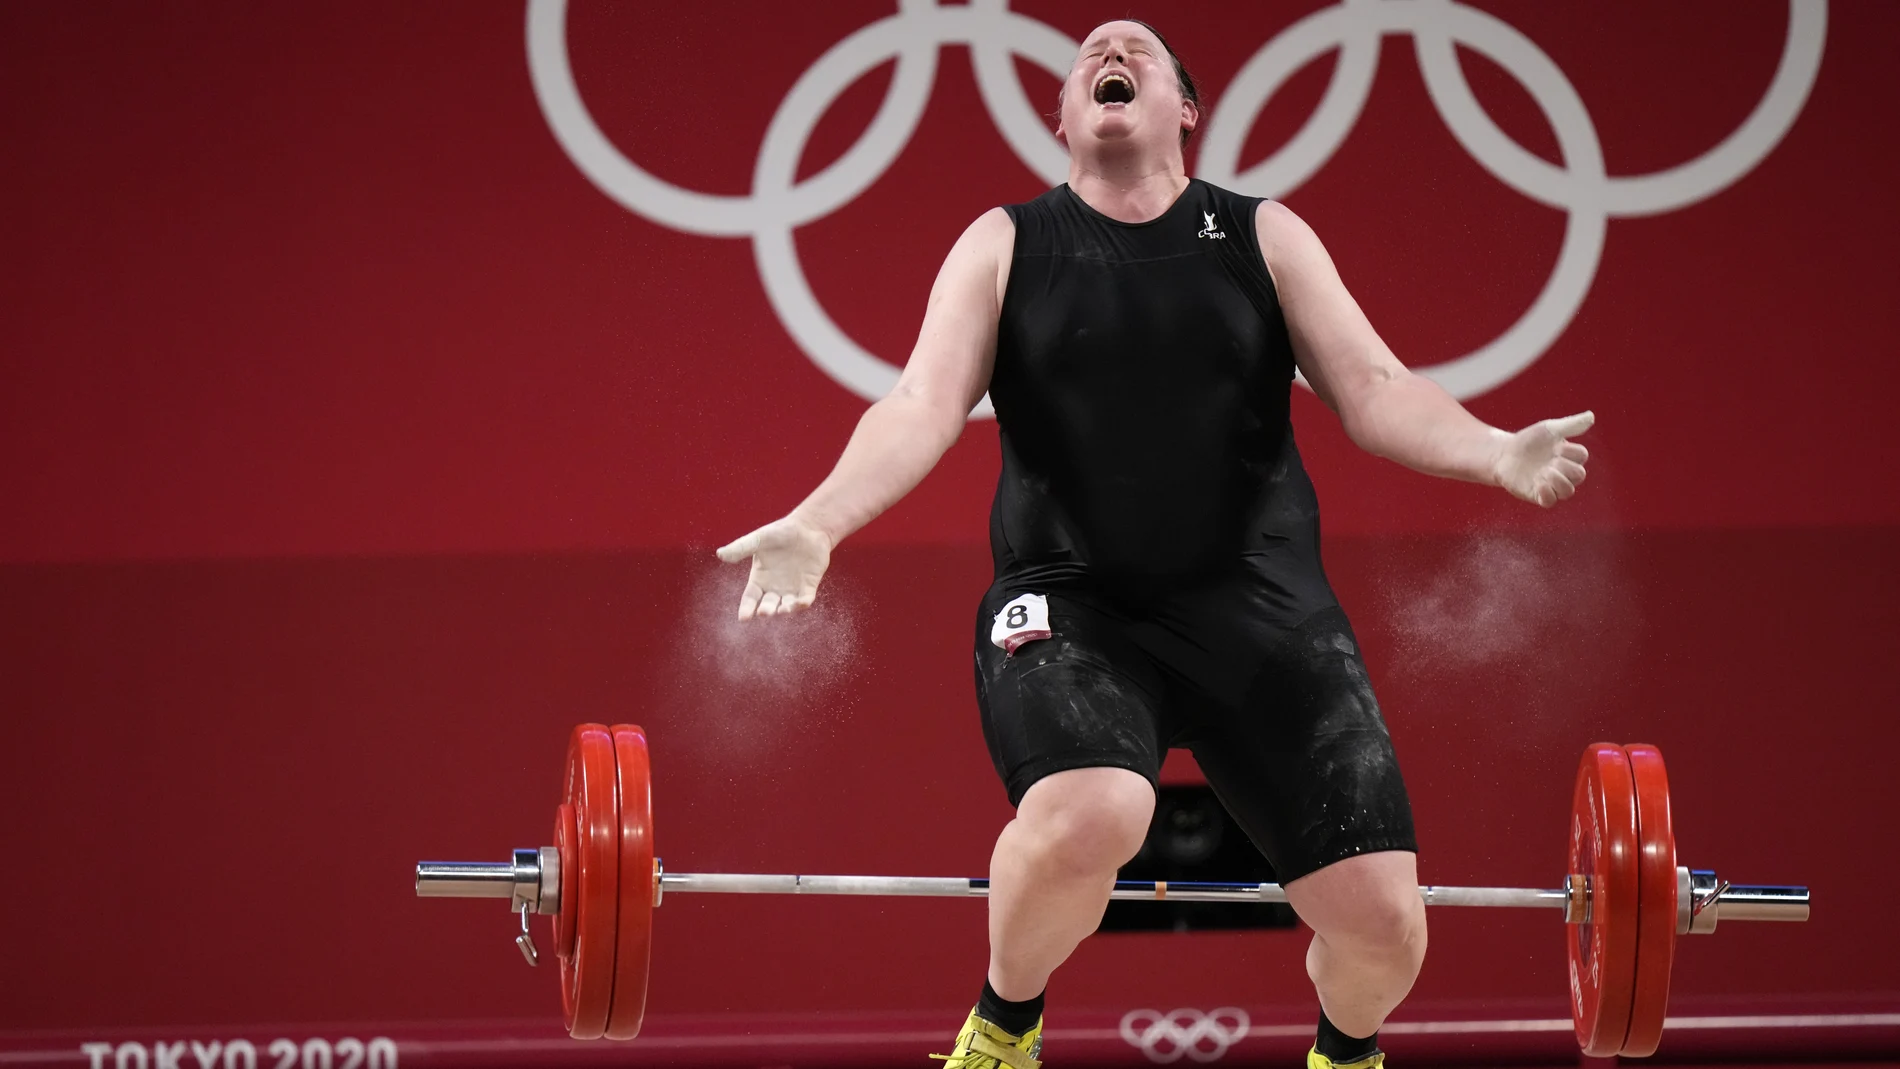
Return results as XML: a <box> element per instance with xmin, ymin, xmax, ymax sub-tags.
<box><xmin>717</xmin><ymin>20</ymin><xmax>1594</xmax><ymax>1069</ymax></box>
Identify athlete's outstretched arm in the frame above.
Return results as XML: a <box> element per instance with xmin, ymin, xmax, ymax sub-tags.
<box><xmin>1254</xmin><ymin>200</ymin><xmax>1592</xmax><ymax>507</ymax></box>
<box><xmin>715</xmin><ymin>208</ymin><xmax>1015</xmax><ymax>618</ymax></box>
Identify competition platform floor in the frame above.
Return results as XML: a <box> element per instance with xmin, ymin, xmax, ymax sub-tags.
<box><xmin>11</xmin><ymin>1004</ymin><xmax>1891</xmax><ymax>1068</ymax></box>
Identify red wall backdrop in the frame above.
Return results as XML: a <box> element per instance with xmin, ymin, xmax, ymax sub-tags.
<box><xmin>3</xmin><ymin>1</ymin><xmax>1898</xmax><ymax>1065</ymax></box>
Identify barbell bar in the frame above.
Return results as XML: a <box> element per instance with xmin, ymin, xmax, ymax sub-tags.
<box><xmin>413</xmin><ymin>726</ymin><xmax>1809</xmax><ymax>1057</ymax></box>
<box><xmin>419</xmin><ymin>862</ymin><xmax>1805</xmax><ymax>918</ymax></box>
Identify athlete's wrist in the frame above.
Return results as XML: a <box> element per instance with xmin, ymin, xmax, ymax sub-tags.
<box><xmin>788</xmin><ymin>504</ymin><xmax>843</xmax><ymax>552</ymax></box>
<box><xmin>1483</xmin><ymin>427</ymin><xmax>1513</xmax><ymax>488</ymax></box>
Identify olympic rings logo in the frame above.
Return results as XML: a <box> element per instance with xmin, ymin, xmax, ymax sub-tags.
<box><xmin>527</xmin><ymin>0</ymin><xmax>1826</xmax><ymax>410</ymax></box>
<box><xmin>1120</xmin><ymin>1007</ymin><xmax>1251</xmax><ymax>1064</ymax></box>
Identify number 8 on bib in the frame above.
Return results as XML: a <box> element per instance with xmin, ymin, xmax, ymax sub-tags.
<box><xmin>990</xmin><ymin>593</ymin><xmax>1052</xmax><ymax>655</ymax></box>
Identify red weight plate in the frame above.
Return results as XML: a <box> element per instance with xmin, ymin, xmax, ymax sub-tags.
<box><xmin>1568</xmin><ymin>742</ymin><xmax>1640</xmax><ymax>1057</ymax></box>
<box><xmin>604</xmin><ymin>724</ymin><xmax>655</xmax><ymax>1040</ymax></box>
<box><xmin>1621</xmin><ymin>743</ymin><xmax>1678</xmax><ymax>1057</ymax></box>
<box><xmin>558</xmin><ymin>724</ymin><xmax>620</xmax><ymax>1040</ymax></box>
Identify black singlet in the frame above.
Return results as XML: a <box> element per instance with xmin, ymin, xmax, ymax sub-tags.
<box><xmin>990</xmin><ymin>179</ymin><xmax>1330</xmax><ymax>610</ymax></box>
<box><xmin>974</xmin><ymin>181</ymin><xmax>1416</xmax><ymax>871</ymax></box>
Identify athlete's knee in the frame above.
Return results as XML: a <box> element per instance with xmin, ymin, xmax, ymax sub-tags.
<box><xmin>1334</xmin><ymin>884</ymin><xmax>1428</xmax><ymax>969</ymax></box>
<box><xmin>1017</xmin><ymin>767</ymin><xmax>1154</xmax><ymax>873</ymax></box>
<box><xmin>1300</xmin><ymin>862</ymin><xmax>1427</xmax><ymax>965</ymax></box>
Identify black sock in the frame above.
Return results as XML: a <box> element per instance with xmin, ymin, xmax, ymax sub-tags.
<box><xmin>1316</xmin><ymin>1011</ymin><xmax>1380</xmax><ymax>1063</ymax></box>
<box><xmin>975</xmin><ymin>979</ymin><xmax>1044</xmax><ymax>1037</ymax></box>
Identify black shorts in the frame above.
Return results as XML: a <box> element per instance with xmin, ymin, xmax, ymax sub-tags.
<box><xmin>973</xmin><ymin>579</ymin><xmax>1416</xmax><ymax>884</ymax></box>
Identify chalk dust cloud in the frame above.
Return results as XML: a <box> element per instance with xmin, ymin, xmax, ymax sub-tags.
<box><xmin>657</xmin><ymin>558</ymin><xmax>867</xmax><ymax>764</ymax></box>
<box><xmin>1379</xmin><ymin>528</ymin><xmax>1644</xmax><ymax>738</ymax></box>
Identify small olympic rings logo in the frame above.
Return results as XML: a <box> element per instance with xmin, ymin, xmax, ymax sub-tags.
<box><xmin>527</xmin><ymin>0</ymin><xmax>1826</xmax><ymax>409</ymax></box>
<box><xmin>1120</xmin><ymin>1007</ymin><xmax>1252</xmax><ymax>1064</ymax></box>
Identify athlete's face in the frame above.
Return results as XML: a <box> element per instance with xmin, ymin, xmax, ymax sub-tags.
<box><xmin>1057</xmin><ymin>22</ymin><xmax>1196</xmax><ymax>157</ymax></box>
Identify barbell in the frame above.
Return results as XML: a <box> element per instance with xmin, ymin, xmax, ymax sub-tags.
<box><xmin>413</xmin><ymin>724</ymin><xmax>1808</xmax><ymax>1058</ymax></box>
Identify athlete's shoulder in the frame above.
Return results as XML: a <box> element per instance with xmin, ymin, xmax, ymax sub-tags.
<box><xmin>938</xmin><ymin>208</ymin><xmax>1015</xmax><ymax>284</ymax></box>
<box><xmin>1251</xmin><ymin>199</ymin><xmax>1323</xmax><ymax>258</ymax></box>
<box><xmin>969</xmin><ymin>205</ymin><xmax>1017</xmax><ymax>234</ymax></box>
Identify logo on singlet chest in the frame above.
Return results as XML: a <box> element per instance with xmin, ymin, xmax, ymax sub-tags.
<box><xmin>1197</xmin><ymin>211</ymin><xmax>1226</xmax><ymax>240</ymax></box>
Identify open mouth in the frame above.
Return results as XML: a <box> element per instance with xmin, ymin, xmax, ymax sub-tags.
<box><xmin>1093</xmin><ymin>71</ymin><xmax>1135</xmax><ymax>106</ymax></box>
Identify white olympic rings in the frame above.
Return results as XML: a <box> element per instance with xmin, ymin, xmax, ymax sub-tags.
<box><xmin>527</xmin><ymin>0</ymin><xmax>1826</xmax><ymax>408</ymax></box>
<box><xmin>1120</xmin><ymin>1007</ymin><xmax>1252</xmax><ymax>1063</ymax></box>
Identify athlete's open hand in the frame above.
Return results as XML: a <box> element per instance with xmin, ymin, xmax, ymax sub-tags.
<box><xmin>1494</xmin><ymin>411</ymin><xmax>1594</xmax><ymax>508</ymax></box>
<box><xmin>715</xmin><ymin>514</ymin><xmax>834</xmax><ymax>620</ymax></box>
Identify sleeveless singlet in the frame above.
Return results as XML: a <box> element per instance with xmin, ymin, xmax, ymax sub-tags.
<box><xmin>989</xmin><ymin>179</ymin><xmax>1331</xmax><ymax>607</ymax></box>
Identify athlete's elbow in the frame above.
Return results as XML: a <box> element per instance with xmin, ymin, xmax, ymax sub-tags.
<box><xmin>1335</xmin><ymin>370</ymin><xmax>1409</xmax><ymax>455</ymax></box>
<box><xmin>1337</xmin><ymin>391</ymin><xmax>1391</xmax><ymax>458</ymax></box>
<box><xmin>878</xmin><ymin>385</ymin><xmax>971</xmax><ymax>449</ymax></box>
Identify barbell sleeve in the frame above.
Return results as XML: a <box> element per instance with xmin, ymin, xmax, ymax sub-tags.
<box><xmin>417</xmin><ymin>861</ymin><xmax>515</xmax><ymax>898</ymax></box>
<box><xmin>1715</xmin><ymin>884</ymin><xmax>1810</xmax><ymax>921</ymax></box>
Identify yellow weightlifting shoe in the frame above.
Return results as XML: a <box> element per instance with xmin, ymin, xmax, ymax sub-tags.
<box><xmin>1307</xmin><ymin>1049</ymin><xmax>1384</xmax><ymax>1068</ymax></box>
<box><xmin>928</xmin><ymin>1009</ymin><xmax>1042</xmax><ymax>1069</ymax></box>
